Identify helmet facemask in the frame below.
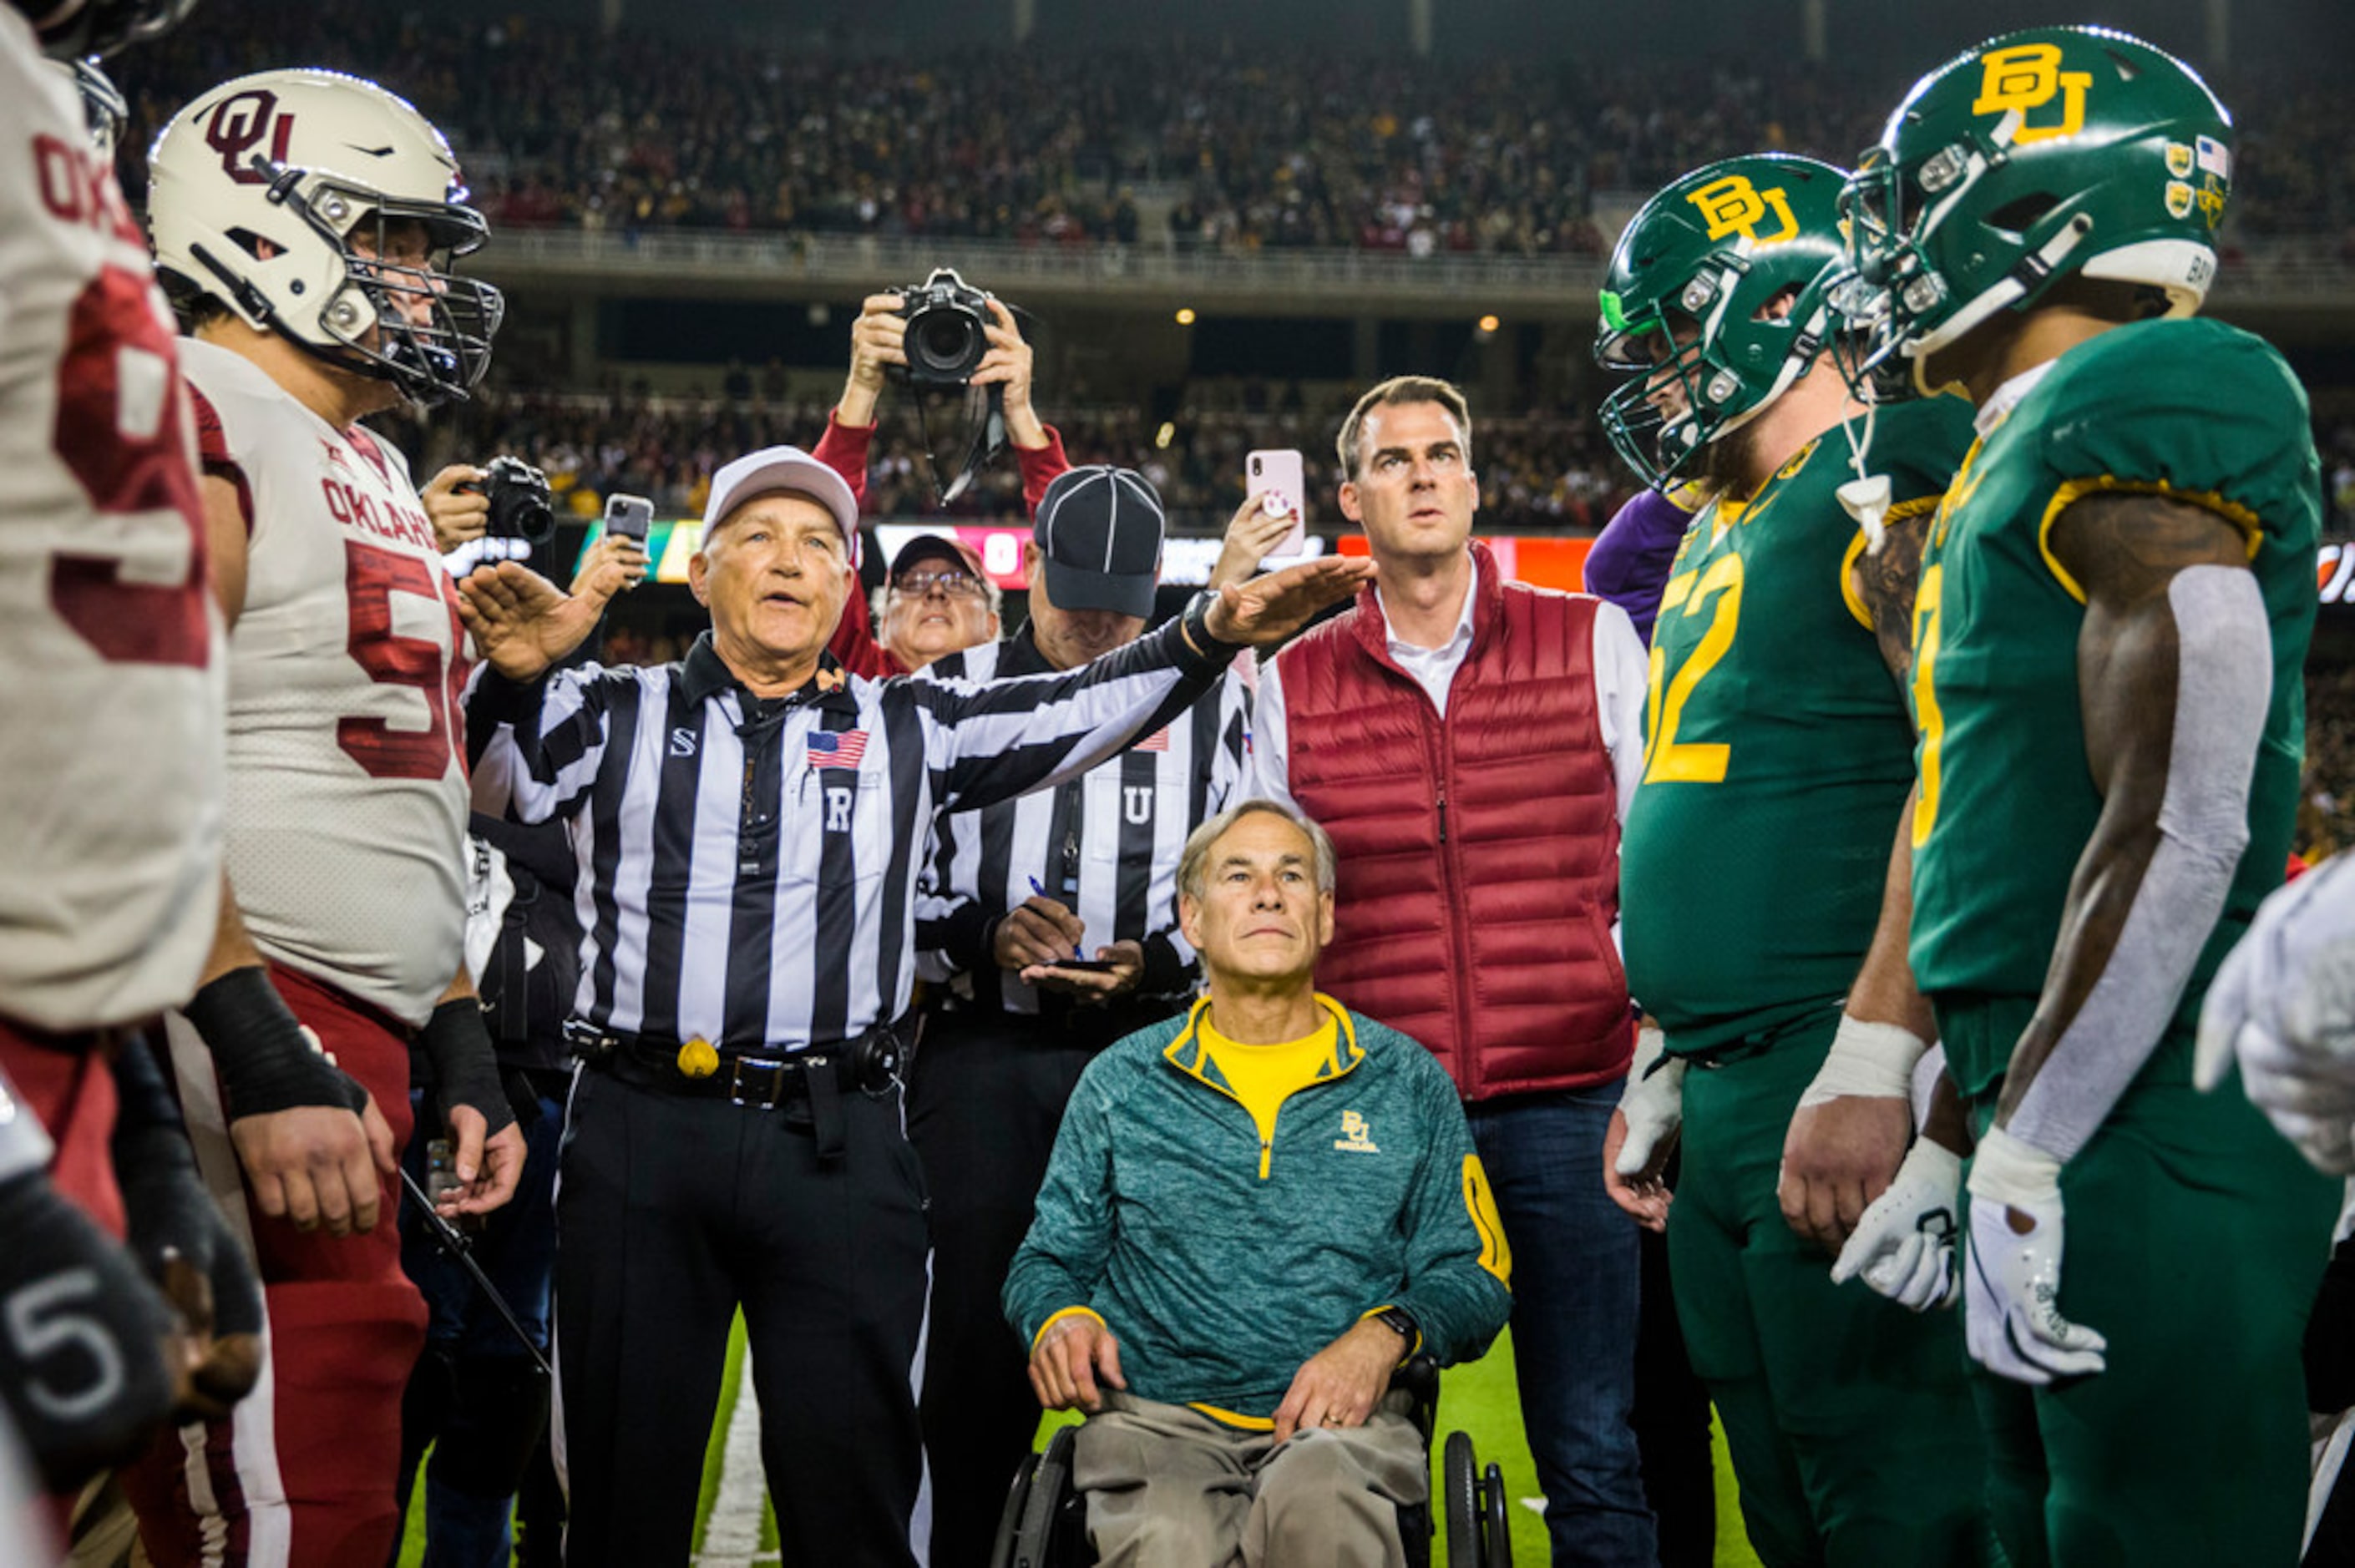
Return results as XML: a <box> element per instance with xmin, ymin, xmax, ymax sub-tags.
<box><xmin>256</xmin><ymin>160</ymin><xmax>504</xmax><ymax>407</ymax></box>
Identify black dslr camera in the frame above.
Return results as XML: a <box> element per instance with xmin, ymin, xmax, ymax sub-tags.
<box><xmin>897</xmin><ymin>267</ymin><xmax>992</xmax><ymax>389</ymax></box>
<box><xmin>462</xmin><ymin>455</ymin><xmax>555</xmax><ymax>546</ymax></box>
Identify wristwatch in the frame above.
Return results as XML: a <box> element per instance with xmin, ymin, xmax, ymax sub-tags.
<box><xmin>1374</xmin><ymin>1306</ymin><xmax>1421</xmax><ymax>1354</ymax></box>
<box><xmin>1179</xmin><ymin>589</ymin><xmax>1243</xmax><ymax>658</ymax></box>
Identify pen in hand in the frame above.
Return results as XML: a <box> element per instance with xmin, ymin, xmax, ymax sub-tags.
<box><xmin>1027</xmin><ymin>877</ymin><xmax>1089</xmax><ymax>960</ymax></box>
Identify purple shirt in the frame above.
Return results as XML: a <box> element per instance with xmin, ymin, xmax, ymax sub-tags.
<box><xmin>1583</xmin><ymin>488</ymin><xmax>1695</xmax><ymax>647</ymax></box>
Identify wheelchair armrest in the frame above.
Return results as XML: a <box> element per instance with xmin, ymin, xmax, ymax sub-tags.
<box><xmin>1388</xmin><ymin>1352</ymin><xmax>1441</xmax><ymax>1449</ymax></box>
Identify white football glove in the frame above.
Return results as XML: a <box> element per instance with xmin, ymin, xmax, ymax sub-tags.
<box><xmin>1831</xmin><ymin>1137</ymin><xmax>1962</xmax><ymax>1311</ymax></box>
<box><xmin>1615</xmin><ymin>1023</ymin><xmax>1684</xmax><ymax>1179</ymax></box>
<box><xmin>1963</xmin><ymin>1127</ymin><xmax>2107</xmax><ymax>1385</ymax></box>
<box><xmin>2195</xmin><ymin>853</ymin><xmax>2355</xmax><ymax>1172</ymax></box>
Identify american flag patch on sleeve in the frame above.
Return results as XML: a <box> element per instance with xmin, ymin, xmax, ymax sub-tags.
<box><xmin>807</xmin><ymin>730</ymin><xmax>869</xmax><ymax>768</ymax></box>
<box><xmin>1135</xmin><ymin>728</ymin><xmax>1171</xmax><ymax>753</ymax></box>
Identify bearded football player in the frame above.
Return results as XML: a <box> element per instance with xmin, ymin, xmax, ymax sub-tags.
<box><xmin>1595</xmin><ymin>154</ymin><xmax>1991</xmax><ymax>1566</ymax></box>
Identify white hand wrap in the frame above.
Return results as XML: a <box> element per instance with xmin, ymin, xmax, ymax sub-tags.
<box><xmin>1615</xmin><ymin>1022</ymin><xmax>1684</xmax><ymax>1177</ymax></box>
<box><xmin>1798</xmin><ymin>1015</ymin><xmax>1930</xmax><ymax>1110</ymax></box>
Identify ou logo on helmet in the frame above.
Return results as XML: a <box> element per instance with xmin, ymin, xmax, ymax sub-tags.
<box><xmin>1685</xmin><ymin>176</ymin><xmax>1796</xmax><ymax>246</ymax></box>
<box><xmin>204</xmin><ymin>89</ymin><xmax>294</xmax><ymax>185</ymax></box>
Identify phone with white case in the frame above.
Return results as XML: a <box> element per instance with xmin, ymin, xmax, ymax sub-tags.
<box><xmin>1245</xmin><ymin>449</ymin><xmax>1308</xmax><ymax>557</ymax></box>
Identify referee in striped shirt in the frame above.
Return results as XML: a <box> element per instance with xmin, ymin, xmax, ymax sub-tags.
<box><xmin>907</xmin><ymin>467</ymin><xmax>1274</xmax><ymax>1560</ymax></box>
<box><xmin>455</xmin><ymin>446</ymin><xmax>1368</xmax><ymax>1568</ymax></box>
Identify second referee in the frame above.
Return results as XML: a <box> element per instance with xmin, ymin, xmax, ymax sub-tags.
<box><xmin>455</xmin><ymin>446</ymin><xmax>1370</xmax><ymax>1568</ymax></box>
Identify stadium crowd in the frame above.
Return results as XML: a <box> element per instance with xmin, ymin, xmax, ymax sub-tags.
<box><xmin>108</xmin><ymin>3</ymin><xmax>2354</xmax><ymax>251</ymax></box>
<box><xmin>392</xmin><ymin>387</ymin><xmax>1641</xmax><ymax>531</ymax></box>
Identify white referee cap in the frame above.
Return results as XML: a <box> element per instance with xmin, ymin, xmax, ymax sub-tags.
<box><xmin>705</xmin><ymin>446</ymin><xmax>862</xmax><ymax>564</ymax></box>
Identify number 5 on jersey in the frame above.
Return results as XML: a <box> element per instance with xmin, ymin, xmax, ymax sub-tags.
<box><xmin>339</xmin><ymin>539</ymin><xmax>468</xmax><ymax>781</ymax></box>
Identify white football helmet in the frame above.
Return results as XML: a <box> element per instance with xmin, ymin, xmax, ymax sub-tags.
<box><xmin>49</xmin><ymin>58</ymin><xmax>129</xmax><ymax>155</ymax></box>
<box><xmin>10</xmin><ymin>0</ymin><xmax>195</xmax><ymax>60</ymax></box>
<box><xmin>148</xmin><ymin>68</ymin><xmax>503</xmax><ymax>406</ymax></box>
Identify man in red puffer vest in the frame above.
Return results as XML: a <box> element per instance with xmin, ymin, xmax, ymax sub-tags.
<box><xmin>1253</xmin><ymin>376</ymin><xmax>1652</xmax><ymax>1567</ymax></box>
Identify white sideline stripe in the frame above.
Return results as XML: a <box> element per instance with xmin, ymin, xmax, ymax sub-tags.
<box><xmin>696</xmin><ymin>1354</ymin><xmax>768</xmax><ymax>1567</ymax></box>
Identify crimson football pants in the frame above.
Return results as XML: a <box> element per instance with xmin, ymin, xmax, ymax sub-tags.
<box><xmin>0</xmin><ymin>1019</ymin><xmax>127</xmax><ymax>1549</ymax></box>
<box><xmin>120</xmin><ymin>963</ymin><xmax>426</xmax><ymax>1568</ymax></box>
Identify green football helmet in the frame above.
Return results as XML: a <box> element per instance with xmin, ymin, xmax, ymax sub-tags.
<box><xmin>1595</xmin><ymin>154</ymin><xmax>1848</xmax><ymax>490</ymax></box>
<box><xmin>1836</xmin><ymin>25</ymin><xmax>2233</xmax><ymax>397</ymax></box>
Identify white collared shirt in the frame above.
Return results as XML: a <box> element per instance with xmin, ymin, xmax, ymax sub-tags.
<box><xmin>1375</xmin><ymin>556</ymin><xmax>1481</xmax><ymax>718</ymax></box>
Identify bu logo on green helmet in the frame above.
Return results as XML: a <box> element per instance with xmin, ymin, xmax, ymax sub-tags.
<box><xmin>1593</xmin><ymin>154</ymin><xmax>1848</xmax><ymax>491</ymax></box>
<box><xmin>1831</xmin><ymin>25</ymin><xmax>2233</xmax><ymax>401</ymax></box>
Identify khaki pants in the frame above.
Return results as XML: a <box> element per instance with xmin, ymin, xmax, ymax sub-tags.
<box><xmin>1071</xmin><ymin>1392</ymin><xmax>1426</xmax><ymax>1567</ymax></box>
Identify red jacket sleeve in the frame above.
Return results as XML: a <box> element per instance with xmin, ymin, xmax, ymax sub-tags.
<box><xmin>812</xmin><ymin>412</ymin><xmax>875</xmax><ymax>513</ymax></box>
<box><xmin>1015</xmin><ymin>426</ymin><xmax>1071</xmax><ymax>518</ymax></box>
<box><xmin>828</xmin><ymin>582</ymin><xmax>904</xmax><ymax>680</ymax></box>
<box><xmin>813</xmin><ymin>411</ymin><xmax>901</xmax><ymax>677</ymax></box>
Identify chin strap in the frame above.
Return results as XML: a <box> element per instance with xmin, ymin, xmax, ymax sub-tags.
<box><xmin>1835</xmin><ymin>401</ymin><xmax>1891</xmax><ymax>550</ymax></box>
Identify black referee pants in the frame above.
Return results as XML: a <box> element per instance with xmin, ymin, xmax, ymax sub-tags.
<box><xmin>552</xmin><ymin>1062</ymin><xmax>932</xmax><ymax>1567</ymax></box>
<box><xmin>905</xmin><ymin>1009</ymin><xmax>1099</xmax><ymax>1568</ymax></box>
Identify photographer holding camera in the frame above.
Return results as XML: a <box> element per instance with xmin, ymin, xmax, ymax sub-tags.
<box><xmin>818</xmin><ymin>274</ymin><xmax>1072</xmax><ymax>682</ymax></box>
<box><xmin>424</xmin><ymin>454</ymin><xmax>566</xmax><ymax>578</ymax></box>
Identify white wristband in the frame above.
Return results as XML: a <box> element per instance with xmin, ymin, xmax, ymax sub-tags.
<box><xmin>0</xmin><ymin>1070</ymin><xmax>57</xmax><ymax>1184</ymax></box>
<box><xmin>1965</xmin><ymin>1125</ymin><xmax>2064</xmax><ymax>1210</ymax></box>
<box><xmin>1623</xmin><ymin>1019</ymin><xmax>1669</xmax><ymax>1091</ymax></box>
<box><xmin>1797</xmin><ymin>1014</ymin><xmax>1931</xmax><ymax>1109</ymax></box>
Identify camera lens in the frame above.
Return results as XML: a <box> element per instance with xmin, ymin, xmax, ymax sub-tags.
<box><xmin>914</xmin><ymin>311</ymin><xmax>980</xmax><ymax>374</ymax></box>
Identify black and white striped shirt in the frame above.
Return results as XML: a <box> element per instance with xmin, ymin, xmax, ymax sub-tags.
<box><xmin>913</xmin><ymin>629</ymin><xmax>1253</xmax><ymax>1015</ymax></box>
<box><xmin>463</xmin><ymin>622</ymin><xmax>1232</xmax><ymax>1050</ymax></box>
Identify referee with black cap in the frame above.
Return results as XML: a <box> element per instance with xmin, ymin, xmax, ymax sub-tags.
<box><xmin>455</xmin><ymin>445</ymin><xmax>1368</xmax><ymax>1568</ymax></box>
<box><xmin>909</xmin><ymin>466</ymin><xmax>1257</xmax><ymax>1561</ymax></box>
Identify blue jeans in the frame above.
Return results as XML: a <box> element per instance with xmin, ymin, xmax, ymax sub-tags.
<box><xmin>1468</xmin><ymin>1084</ymin><xmax>1655</xmax><ymax>1568</ymax></box>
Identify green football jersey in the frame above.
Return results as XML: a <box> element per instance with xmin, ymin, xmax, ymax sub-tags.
<box><xmin>1623</xmin><ymin>397</ymin><xmax>1974</xmax><ymax>1054</ymax></box>
<box><xmin>1908</xmin><ymin>316</ymin><xmax>2322</xmax><ymax>1099</ymax></box>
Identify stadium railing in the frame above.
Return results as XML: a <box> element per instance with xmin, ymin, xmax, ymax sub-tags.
<box><xmin>471</xmin><ymin>228</ymin><xmax>2355</xmax><ymax>314</ymax></box>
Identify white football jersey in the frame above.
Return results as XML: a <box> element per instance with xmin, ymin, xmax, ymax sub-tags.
<box><xmin>181</xmin><ymin>337</ymin><xmax>468</xmax><ymax>1026</ymax></box>
<box><xmin>0</xmin><ymin>10</ymin><xmax>224</xmax><ymax>1031</ymax></box>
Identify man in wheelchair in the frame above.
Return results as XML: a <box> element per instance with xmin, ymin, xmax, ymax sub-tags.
<box><xmin>1004</xmin><ymin>800</ymin><xmax>1516</xmax><ymax>1566</ymax></box>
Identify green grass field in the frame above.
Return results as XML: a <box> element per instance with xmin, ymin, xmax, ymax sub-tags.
<box><xmin>399</xmin><ymin>1319</ymin><xmax>1764</xmax><ymax>1565</ymax></box>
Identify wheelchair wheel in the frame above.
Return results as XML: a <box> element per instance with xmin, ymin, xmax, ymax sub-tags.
<box><xmin>987</xmin><ymin>1452</ymin><xmax>1038</xmax><ymax>1568</ymax></box>
<box><xmin>1006</xmin><ymin>1427</ymin><xmax>1079</xmax><ymax>1568</ymax></box>
<box><xmin>1481</xmin><ymin>1460</ymin><xmax>1512</xmax><ymax>1567</ymax></box>
<box><xmin>1443</xmin><ymin>1430</ymin><xmax>1480</xmax><ymax>1565</ymax></box>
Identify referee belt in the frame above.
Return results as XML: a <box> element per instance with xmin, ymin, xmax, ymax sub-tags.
<box><xmin>566</xmin><ymin>1020</ymin><xmax>904</xmax><ymax>1110</ymax></box>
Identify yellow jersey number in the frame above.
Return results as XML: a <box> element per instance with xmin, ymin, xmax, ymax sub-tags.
<box><xmin>1643</xmin><ymin>553</ymin><xmax>1744</xmax><ymax>785</ymax></box>
<box><xmin>1909</xmin><ymin>561</ymin><xmax>1945</xmax><ymax>846</ymax></box>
